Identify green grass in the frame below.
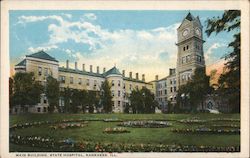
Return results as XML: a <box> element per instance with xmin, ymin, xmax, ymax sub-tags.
<box><xmin>10</xmin><ymin>113</ymin><xmax>240</xmax><ymax>151</ymax></box>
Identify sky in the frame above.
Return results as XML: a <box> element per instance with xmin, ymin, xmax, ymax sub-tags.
<box><xmin>9</xmin><ymin>10</ymin><xmax>237</xmax><ymax>81</ymax></box>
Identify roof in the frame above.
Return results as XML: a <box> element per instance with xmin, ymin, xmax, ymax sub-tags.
<box><xmin>103</xmin><ymin>66</ymin><xmax>122</xmax><ymax>76</ymax></box>
<box><xmin>26</xmin><ymin>50</ymin><xmax>58</xmax><ymax>62</ymax></box>
<box><xmin>59</xmin><ymin>67</ymin><xmax>104</xmax><ymax>78</ymax></box>
<box><xmin>15</xmin><ymin>59</ymin><xmax>26</xmax><ymax>66</ymax></box>
<box><xmin>185</xmin><ymin>12</ymin><xmax>195</xmax><ymax>21</ymax></box>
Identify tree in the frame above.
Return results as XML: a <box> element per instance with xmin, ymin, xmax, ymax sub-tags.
<box><xmin>129</xmin><ymin>87</ymin><xmax>157</xmax><ymax>114</ymax></box>
<box><xmin>206</xmin><ymin>10</ymin><xmax>240</xmax><ymax>113</ymax></box>
<box><xmin>61</xmin><ymin>87</ymin><xmax>71</xmax><ymax>113</ymax></box>
<box><xmin>45</xmin><ymin>76</ymin><xmax>59</xmax><ymax>113</ymax></box>
<box><xmin>70</xmin><ymin>89</ymin><xmax>82</xmax><ymax>113</ymax></box>
<box><xmin>86</xmin><ymin>91</ymin><xmax>99</xmax><ymax>113</ymax></box>
<box><xmin>100</xmin><ymin>80</ymin><xmax>113</xmax><ymax>113</ymax></box>
<box><xmin>176</xmin><ymin>67</ymin><xmax>211</xmax><ymax>113</ymax></box>
<box><xmin>12</xmin><ymin>72</ymin><xmax>43</xmax><ymax>111</ymax></box>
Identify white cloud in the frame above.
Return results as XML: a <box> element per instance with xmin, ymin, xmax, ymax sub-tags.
<box><xmin>28</xmin><ymin>45</ymin><xmax>58</xmax><ymax>53</ymax></box>
<box><xmin>82</xmin><ymin>13</ymin><xmax>97</xmax><ymax>21</ymax></box>
<box><xmin>205</xmin><ymin>43</ymin><xmax>226</xmax><ymax>65</ymax></box>
<box><xmin>61</xmin><ymin>13</ymin><xmax>72</xmax><ymax>19</ymax></box>
<box><xmin>19</xmin><ymin>14</ymin><xmax>180</xmax><ymax>81</ymax></box>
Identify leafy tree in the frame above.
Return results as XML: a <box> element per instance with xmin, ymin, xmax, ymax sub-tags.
<box><xmin>70</xmin><ymin>89</ymin><xmax>82</xmax><ymax>113</ymax></box>
<box><xmin>86</xmin><ymin>91</ymin><xmax>99</xmax><ymax>113</ymax></box>
<box><xmin>12</xmin><ymin>72</ymin><xmax>43</xmax><ymax>110</ymax></box>
<box><xmin>61</xmin><ymin>87</ymin><xmax>71</xmax><ymax>113</ymax></box>
<box><xmin>100</xmin><ymin>80</ymin><xmax>113</xmax><ymax>113</ymax></box>
<box><xmin>206</xmin><ymin>10</ymin><xmax>240</xmax><ymax>113</ymax></box>
<box><xmin>176</xmin><ymin>67</ymin><xmax>211</xmax><ymax>113</ymax></box>
<box><xmin>45</xmin><ymin>76</ymin><xmax>59</xmax><ymax>113</ymax></box>
<box><xmin>129</xmin><ymin>87</ymin><xmax>157</xmax><ymax>114</ymax></box>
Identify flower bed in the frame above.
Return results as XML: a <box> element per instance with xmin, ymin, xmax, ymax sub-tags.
<box><xmin>209</xmin><ymin>118</ymin><xmax>240</xmax><ymax>122</ymax></box>
<box><xmin>171</xmin><ymin>128</ymin><xmax>240</xmax><ymax>134</ymax></box>
<box><xmin>103</xmin><ymin>118</ymin><xmax>122</xmax><ymax>122</ymax></box>
<box><xmin>103</xmin><ymin>127</ymin><xmax>130</xmax><ymax>134</ymax></box>
<box><xmin>50</xmin><ymin>122</ymin><xmax>88</xmax><ymax>130</ymax></box>
<box><xmin>178</xmin><ymin>119</ymin><xmax>207</xmax><ymax>124</ymax></box>
<box><xmin>10</xmin><ymin>134</ymin><xmax>240</xmax><ymax>152</ymax></box>
<box><xmin>118</xmin><ymin>121</ymin><xmax>171</xmax><ymax>128</ymax></box>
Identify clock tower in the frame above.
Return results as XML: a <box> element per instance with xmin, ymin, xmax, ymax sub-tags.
<box><xmin>176</xmin><ymin>12</ymin><xmax>205</xmax><ymax>88</ymax></box>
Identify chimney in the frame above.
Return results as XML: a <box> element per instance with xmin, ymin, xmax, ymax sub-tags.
<box><xmin>103</xmin><ymin>67</ymin><xmax>106</xmax><ymax>73</ymax></box>
<box><xmin>66</xmin><ymin>60</ymin><xmax>69</xmax><ymax>69</ymax></box>
<box><xmin>136</xmin><ymin>73</ymin><xmax>139</xmax><ymax>80</ymax></box>
<box><xmin>90</xmin><ymin>65</ymin><xmax>93</xmax><ymax>72</ymax></box>
<box><xmin>75</xmin><ymin>62</ymin><xmax>77</xmax><ymax>70</ymax></box>
<box><xmin>155</xmin><ymin>75</ymin><xmax>158</xmax><ymax>81</ymax></box>
<box><xmin>129</xmin><ymin>72</ymin><xmax>132</xmax><ymax>79</ymax></box>
<box><xmin>142</xmin><ymin>74</ymin><xmax>145</xmax><ymax>81</ymax></box>
<box><xmin>82</xmin><ymin>64</ymin><xmax>85</xmax><ymax>71</ymax></box>
<box><xmin>122</xmin><ymin>70</ymin><xmax>125</xmax><ymax>77</ymax></box>
<box><xmin>97</xmin><ymin>66</ymin><xmax>99</xmax><ymax>74</ymax></box>
<box><xmin>169</xmin><ymin>68</ymin><xmax>176</xmax><ymax>75</ymax></box>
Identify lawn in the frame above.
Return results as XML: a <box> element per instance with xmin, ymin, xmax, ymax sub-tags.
<box><xmin>9</xmin><ymin>113</ymin><xmax>240</xmax><ymax>152</ymax></box>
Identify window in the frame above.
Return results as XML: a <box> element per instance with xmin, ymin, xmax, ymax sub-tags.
<box><xmin>186</xmin><ymin>55</ymin><xmax>190</xmax><ymax>63</ymax></box>
<box><xmin>174</xmin><ymin>78</ymin><xmax>176</xmax><ymax>84</ymax></box>
<box><xmin>94</xmin><ymin>80</ymin><xmax>97</xmax><ymax>87</ymax></box>
<box><xmin>43</xmin><ymin>107</ymin><xmax>47</xmax><ymax>113</ymax></box>
<box><xmin>118</xmin><ymin>90</ymin><xmax>121</xmax><ymax>97</ymax></box>
<box><xmin>183</xmin><ymin>47</ymin><xmax>185</xmax><ymax>51</ymax></box>
<box><xmin>112</xmin><ymin>90</ymin><xmax>115</xmax><ymax>97</ymax></box>
<box><xmin>186</xmin><ymin>45</ymin><xmax>189</xmax><ymax>50</ymax></box>
<box><xmin>38</xmin><ymin>67</ymin><xmax>42</xmax><ymax>76</ymax></box>
<box><xmin>170</xmin><ymin>87</ymin><xmax>173</xmax><ymax>93</ymax></box>
<box><xmin>197</xmin><ymin>55</ymin><xmax>202</xmax><ymax>62</ymax></box>
<box><xmin>118</xmin><ymin>80</ymin><xmax>121</xmax><ymax>87</ymax></box>
<box><xmin>112</xmin><ymin>101</ymin><xmax>114</xmax><ymax>107</ymax></box>
<box><xmin>78</xmin><ymin>78</ymin><xmax>82</xmax><ymax>85</ymax></box>
<box><xmin>70</xmin><ymin>77</ymin><xmax>73</xmax><ymax>84</ymax></box>
<box><xmin>170</xmin><ymin>79</ymin><xmax>172</xmax><ymax>85</ymax></box>
<box><xmin>182</xmin><ymin>57</ymin><xmax>186</xmax><ymax>64</ymax></box>
<box><xmin>165</xmin><ymin>82</ymin><xmax>167</xmax><ymax>87</ymax></box>
<box><xmin>165</xmin><ymin>89</ymin><xmax>167</xmax><ymax>95</ymax></box>
<box><xmin>174</xmin><ymin>86</ymin><xmax>177</xmax><ymax>92</ymax></box>
<box><xmin>37</xmin><ymin>107</ymin><xmax>41</xmax><ymax>112</ymax></box>
<box><xmin>112</xmin><ymin>80</ymin><xmax>114</xmax><ymax>86</ymax></box>
<box><xmin>129</xmin><ymin>84</ymin><xmax>132</xmax><ymax>90</ymax></box>
<box><xmin>44</xmin><ymin>99</ymin><xmax>47</xmax><ymax>104</ymax></box>
<box><xmin>86</xmin><ymin>79</ymin><xmax>89</xmax><ymax>86</ymax></box>
<box><xmin>123</xmin><ymin>84</ymin><xmax>126</xmax><ymax>89</ymax></box>
<box><xmin>59</xmin><ymin>76</ymin><xmax>65</xmax><ymax>83</ymax></box>
<box><xmin>44</xmin><ymin>68</ymin><xmax>48</xmax><ymax>76</ymax></box>
<box><xmin>118</xmin><ymin>101</ymin><xmax>121</xmax><ymax>107</ymax></box>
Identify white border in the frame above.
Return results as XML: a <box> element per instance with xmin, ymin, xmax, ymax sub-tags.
<box><xmin>1</xmin><ymin>1</ymin><xmax>249</xmax><ymax>158</ymax></box>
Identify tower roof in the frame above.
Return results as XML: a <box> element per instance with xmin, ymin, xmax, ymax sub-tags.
<box><xmin>185</xmin><ymin>12</ymin><xmax>195</xmax><ymax>21</ymax></box>
<box><xmin>15</xmin><ymin>59</ymin><xmax>26</xmax><ymax>66</ymax></box>
<box><xmin>103</xmin><ymin>66</ymin><xmax>122</xmax><ymax>76</ymax></box>
<box><xmin>26</xmin><ymin>50</ymin><xmax>58</xmax><ymax>62</ymax></box>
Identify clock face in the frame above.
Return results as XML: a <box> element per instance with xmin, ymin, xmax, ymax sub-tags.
<box><xmin>195</xmin><ymin>28</ymin><xmax>201</xmax><ymax>36</ymax></box>
<box><xmin>182</xmin><ymin>29</ymin><xmax>189</xmax><ymax>37</ymax></box>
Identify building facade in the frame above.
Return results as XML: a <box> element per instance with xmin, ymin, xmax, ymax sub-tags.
<box><xmin>14</xmin><ymin>51</ymin><xmax>154</xmax><ymax>113</ymax></box>
<box><xmin>14</xmin><ymin>13</ymin><xmax>219</xmax><ymax>114</ymax></box>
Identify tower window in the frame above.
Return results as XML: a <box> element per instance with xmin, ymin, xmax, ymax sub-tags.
<box><xmin>183</xmin><ymin>47</ymin><xmax>185</xmax><ymax>51</ymax></box>
<box><xmin>70</xmin><ymin>77</ymin><xmax>74</xmax><ymax>84</ymax></box>
<box><xmin>38</xmin><ymin>67</ymin><xmax>42</xmax><ymax>76</ymax></box>
<box><xmin>186</xmin><ymin>45</ymin><xmax>189</xmax><ymax>50</ymax></box>
<box><xmin>112</xmin><ymin>80</ymin><xmax>114</xmax><ymax>86</ymax></box>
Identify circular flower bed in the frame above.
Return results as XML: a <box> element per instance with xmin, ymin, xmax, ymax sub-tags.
<box><xmin>103</xmin><ymin>118</ymin><xmax>122</xmax><ymax>122</ymax></box>
<box><xmin>50</xmin><ymin>122</ymin><xmax>88</xmax><ymax>130</ymax></box>
<box><xmin>118</xmin><ymin>121</ymin><xmax>171</xmax><ymax>128</ymax></box>
<box><xmin>10</xmin><ymin>134</ymin><xmax>240</xmax><ymax>152</ymax></box>
<box><xmin>171</xmin><ymin>128</ymin><xmax>240</xmax><ymax>134</ymax></box>
<box><xmin>103</xmin><ymin>127</ymin><xmax>130</xmax><ymax>134</ymax></box>
<box><xmin>178</xmin><ymin>119</ymin><xmax>206</xmax><ymax>124</ymax></box>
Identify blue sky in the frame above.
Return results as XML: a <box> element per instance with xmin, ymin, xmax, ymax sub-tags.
<box><xmin>9</xmin><ymin>10</ymin><xmax>237</xmax><ymax>81</ymax></box>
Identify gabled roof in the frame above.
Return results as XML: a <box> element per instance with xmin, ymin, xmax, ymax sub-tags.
<box><xmin>185</xmin><ymin>12</ymin><xmax>195</xmax><ymax>21</ymax></box>
<box><xmin>15</xmin><ymin>59</ymin><xmax>26</xmax><ymax>66</ymax></box>
<box><xmin>103</xmin><ymin>66</ymin><xmax>122</xmax><ymax>76</ymax></box>
<box><xmin>26</xmin><ymin>50</ymin><xmax>58</xmax><ymax>62</ymax></box>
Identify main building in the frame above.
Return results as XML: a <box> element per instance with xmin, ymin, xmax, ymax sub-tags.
<box><xmin>13</xmin><ymin>13</ymin><xmax>207</xmax><ymax>113</ymax></box>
